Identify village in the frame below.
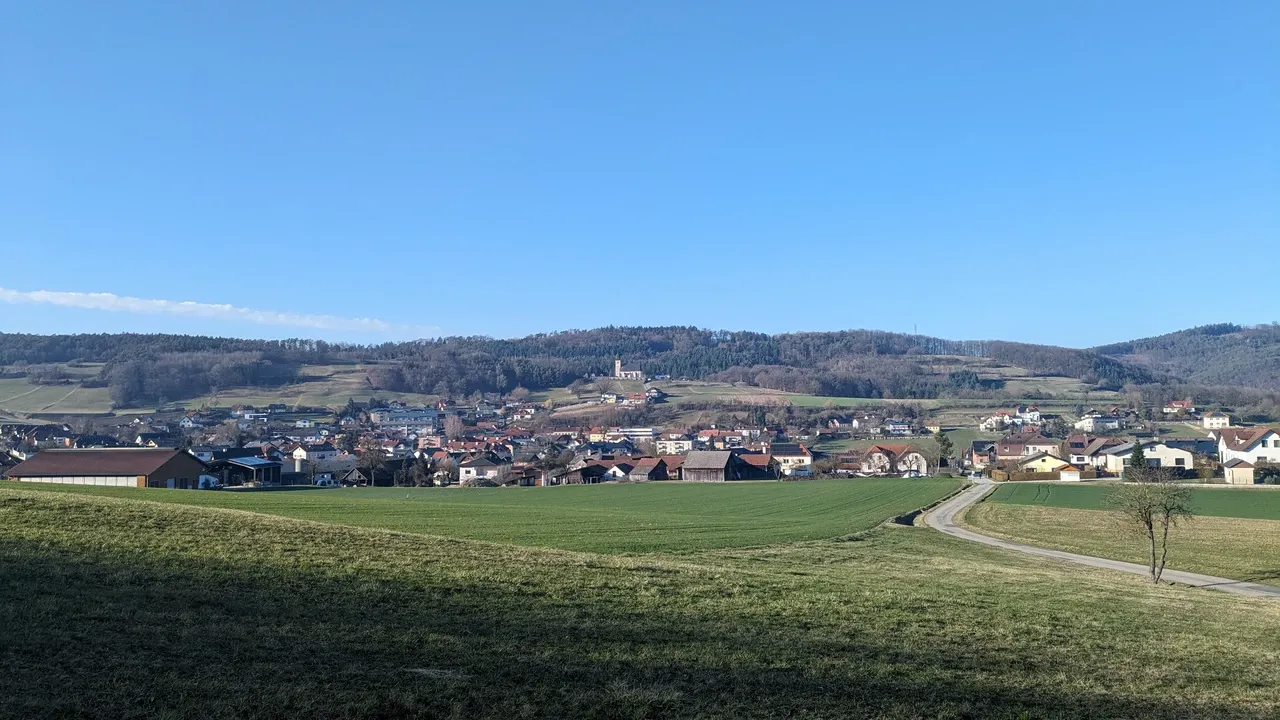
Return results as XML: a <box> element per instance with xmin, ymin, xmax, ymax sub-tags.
<box><xmin>1</xmin><ymin>360</ymin><xmax>1274</xmax><ymax>489</ymax></box>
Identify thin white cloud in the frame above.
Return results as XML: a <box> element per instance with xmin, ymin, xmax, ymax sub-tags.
<box><xmin>0</xmin><ymin>287</ymin><xmax>438</xmax><ymax>338</ymax></box>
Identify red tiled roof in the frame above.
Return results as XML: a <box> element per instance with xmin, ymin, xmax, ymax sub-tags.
<box><xmin>659</xmin><ymin>455</ymin><xmax>686</xmax><ymax>469</ymax></box>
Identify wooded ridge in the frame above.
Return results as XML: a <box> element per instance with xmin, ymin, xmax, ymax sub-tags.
<box><xmin>0</xmin><ymin>323</ymin><xmax>1271</xmax><ymax>406</ymax></box>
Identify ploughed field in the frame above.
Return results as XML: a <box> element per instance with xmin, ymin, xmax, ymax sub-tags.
<box><xmin>964</xmin><ymin>482</ymin><xmax>1280</xmax><ymax>583</ymax></box>
<box><xmin>5</xmin><ymin>481</ymin><xmax>1280</xmax><ymax>718</ymax></box>
<box><xmin>4</xmin><ymin>478</ymin><xmax>959</xmax><ymax>554</ymax></box>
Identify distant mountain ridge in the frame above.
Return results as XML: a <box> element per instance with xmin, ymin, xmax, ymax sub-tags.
<box><xmin>1095</xmin><ymin>323</ymin><xmax>1280</xmax><ymax>390</ymax></box>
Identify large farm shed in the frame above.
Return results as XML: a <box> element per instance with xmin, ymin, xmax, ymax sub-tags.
<box><xmin>5</xmin><ymin>448</ymin><xmax>208</xmax><ymax>489</ymax></box>
<box><xmin>683</xmin><ymin>451</ymin><xmax>746</xmax><ymax>482</ymax></box>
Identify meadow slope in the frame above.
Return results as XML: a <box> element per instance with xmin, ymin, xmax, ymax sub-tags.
<box><xmin>3</xmin><ymin>488</ymin><xmax>1280</xmax><ymax>719</ymax></box>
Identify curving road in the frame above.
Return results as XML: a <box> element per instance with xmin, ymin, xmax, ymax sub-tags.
<box><xmin>924</xmin><ymin>481</ymin><xmax>1280</xmax><ymax>600</ymax></box>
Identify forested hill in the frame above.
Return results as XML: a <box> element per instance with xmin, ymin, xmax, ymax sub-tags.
<box><xmin>0</xmin><ymin>327</ymin><xmax>1156</xmax><ymax>407</ymax></box>
<box><xmin>1096</xmin><ymin>324</ymin><xmax>1280</xmax><ymax>390</ymax></box>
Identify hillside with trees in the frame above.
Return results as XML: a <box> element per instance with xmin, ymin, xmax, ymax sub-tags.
<box><xmin>1096</xmin><ymin>324</ymin><xmax>1280</xmax><ymax>390</ymax></box>
<box><xmin>0</xmin><ymin>326</ymin><xmax>1177</xmax><ymax>408</ymax></box>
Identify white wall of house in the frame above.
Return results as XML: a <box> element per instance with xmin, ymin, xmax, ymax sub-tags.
<box><xmin>1220</xmin><ymin>432</ymin><xmax>1280</xmax><ymax>465</ymax></box>
<box><xmin>1224</xmin><ymin>465</ymin><xmax>1255</xmax><ymax>485</ymax></box>
<box><xmin>777</xmin><ymin>455</ymin><xmax>812</xmax><ymax>475</ymax></box>
<box><xmin>1104</xmin><ymin>444</ymin><xmax>1195</xmax><ymax>474</ymax></box>
<box><xmin>655</xmin><ymin>439</ymin><xmax>692</xmax><ymax>454</ymax></box>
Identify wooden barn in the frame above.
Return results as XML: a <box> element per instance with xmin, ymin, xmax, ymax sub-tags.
<box><xmin>682</xmin><ymin>451</ymin><xmax>748</xmax><ymax>482</ymax></box>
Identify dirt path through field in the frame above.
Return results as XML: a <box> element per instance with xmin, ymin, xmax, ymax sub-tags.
<box><xmin>0</xmin><ymin>386</ymin><xmax>41</xmax><ymax>405</ymax></box>
<box><xmin>39</xmin><ymin>387</ymin><xmax>79</xmax><ymax>412</ymax></box>
<box><xmin>925</xmin><ymin>480</ymin><xmax>1280</xmax><ymax>600</ymax></box>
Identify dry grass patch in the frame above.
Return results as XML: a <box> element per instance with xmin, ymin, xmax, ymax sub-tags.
<box><xmin>963</xmin><ymin>502</ymin><xmax>1280</xmax><ymax>583</ymax></box>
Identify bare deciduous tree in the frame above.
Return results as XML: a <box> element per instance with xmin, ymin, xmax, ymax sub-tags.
<box><xmin>443</xmin><ymin>415</ymin><xmax>464</xmax><ymax>440</ymax></box>
<box><xmin>357</xmin><ymin>445</ymin><xmax>385</xmax><ymax>486</ymax></box>
<box><xmin>1109</xmin><ymin>469</ymin><xmax>1194</xmax><ymax>583</ymax></box>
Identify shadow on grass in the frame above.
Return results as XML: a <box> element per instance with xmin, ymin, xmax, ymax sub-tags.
<box><xmin>0</xmin><ymin>495</ymin><xmax>1270</xmax><ymax>719</ymax></box>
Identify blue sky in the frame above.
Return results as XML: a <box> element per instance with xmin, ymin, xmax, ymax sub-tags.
<box><xmin>2</xmin><ymin>1</ymin><xmax>1276</xmax><ymax>346</ymax></box>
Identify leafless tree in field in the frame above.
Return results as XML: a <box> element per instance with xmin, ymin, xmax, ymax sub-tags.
<box><xmin>1109</xmin><ymin>468</ymin><xmax>1194</xmax><ymax>583</ymax></box>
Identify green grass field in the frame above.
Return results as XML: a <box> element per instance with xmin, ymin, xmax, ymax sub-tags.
<box><xmin>963</xmin><ymin>483</ymin><xmax>1280</xmax><ymax>583</ymax></box>
<box><xmin>4</xmin><ymin>486</ymin><xmax>1280</xmax><ymax>718</ymax></box>
<box><xmin>964</xmin><ymin>502</ymin><xmax>1280</xmax><ymax>584</ymax></box>
<box><xmin>2</xmin><ymin>479</ymin><xmax>959</xmax><ymax>554</ymax></box>
<box><xmin>985</xmin><ymin>482</ymin><xmax>1280</xmax><ymax>520</ymax></box>
<box><xmin>0</xmin><ymin>378</ymin><xmax>118</xmax><ymax>415</ymax></box>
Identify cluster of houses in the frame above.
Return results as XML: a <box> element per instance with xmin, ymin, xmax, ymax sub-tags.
<box><xmin>966</xmin><ymin>412</ymin><xmax>1274</xmax><ymax>485</ymax></box>
<box><xmin>3</xmin><ymin>368</ymin><xmax>957</xmax><ymax>490</ymax></box>
<box><xmin>10</xmin><ymin>370</ymin><xmax>1267</xmax><ymax>490</ymax></box>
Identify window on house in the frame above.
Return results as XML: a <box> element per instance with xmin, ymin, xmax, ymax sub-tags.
<box><xmin>1175</xmin><ymin>458</ymin><xmax>1185</xmax><ymax>466</ymax></box>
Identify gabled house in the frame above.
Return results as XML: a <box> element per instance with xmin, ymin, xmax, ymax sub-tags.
<box><xmin>293</xmin><ymin>443</ymin><xmax>338</xmax><ymax>463</ymax></box>
<box><xmin>626</xmin><ymin>457</ymin><xmax>668</xmax><ymax>482</ymax></box>
<box><xmin>1065</xmin><ymin>435</ymin><xmax>1124</xmax><ymax>469</ymax></box>
<box><xmin>458</xmin><ymin>455</ymin><xmax>512</xmax><ymax>483</ymax></box>
<box><xmin>1214</xmin><ymin>427</ymin><xmax>1280</xmax><ymax>466</ymax></box>
<box><xmin>849</xmin><ymin>415</ymin><xmax>884</xmax><ymax>436</ymax></box>
<box><xmin>1203</xmin><ymin>412</ymin><xmax>1231</xmax><ymax>430</ymax></box>
<box><xmin>882</xmin><ymin>419</ymin><xmax>913</xmax><ymax>437</ymax></box>
<box><xmin>1022</xmin><ymin>436</ymin><xmax>1061</xmax><ymax>458</ymax></box>
<box><xmin>1102</xmin><ymin>441</ymin><xmax>1195</xmax><ymax>475</ymax></box>
<box><xmin>967</xmin><ymin>440</ymin><xmax>996</xmax><ymax>469</ymax></box>
<box><xmin>994</xmin><ymin>438</ymin><xmax>1027</xmax><ymax>464</ymax></box>
<box><xmin>1017</xmin><ymin>452</ymin><xmax>1072</xmax><ymax>474</ymax></box>
<box><xmin>340</xmin><ymin>457</ymin><xmax>417</xmax><ymax>487</ymax></box>
<box><xmin>605</xmin><ymin>462</ymin><xmax>637</xmax><ymax>480</ymax></box>
<box><xmin>861</xmin><ymin>445</ymin><xmax>929</xmax><ymax>476</ymax></box>
<box><xmin>770</xmin><ymin>443</ymin><xmax>812</xmax><ymax>476</ymax></box>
